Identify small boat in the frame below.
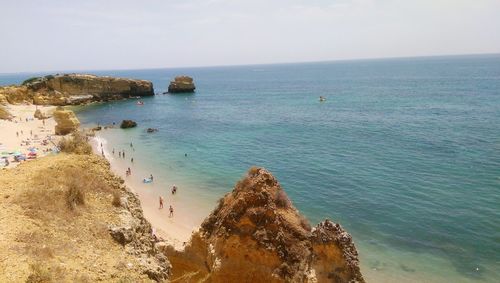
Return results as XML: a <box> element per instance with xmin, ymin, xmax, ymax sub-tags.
<box><xmin>143</xmin><ymin>178</ymin><xmax>153</xmax><ymax>183</ymax></box>
<box><xmin>319</xmin><ymin>96</ymin><xmax>326</xmax><ymax>102</ymax></box>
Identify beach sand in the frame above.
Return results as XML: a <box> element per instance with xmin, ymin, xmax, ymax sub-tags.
<box><xmin>91</xmin><ymin>135</ymin><xmax>207</xmax><ymax>250</ymax></box>
<box><xmin>0</xmin><ymin>104</ymin><xmax>58</xmax><ymax>168</ymax></box>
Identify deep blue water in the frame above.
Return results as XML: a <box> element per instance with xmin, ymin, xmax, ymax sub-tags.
<box><xmin>2</xmin><ymin>55</ymin><xmax>499</xmax><ymax>282</ymax></box>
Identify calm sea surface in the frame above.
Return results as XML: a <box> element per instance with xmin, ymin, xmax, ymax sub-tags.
<box><xmin>2</xmin><ymin>55</ymin><xmax>499</xmax><ymax>282</ymax></box>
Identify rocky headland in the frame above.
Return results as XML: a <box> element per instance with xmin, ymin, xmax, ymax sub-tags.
<box><xmin>163</xmin><ymin>167</ymin><xmax>365</xmax><ymax>282</ymax></box>
<box><xmin>168</xmin><ymin>76</ymin><xmax>196</xmax><ymax>93</ymax></box>
<box><xmin>0</xmin><ymin>74</ymin><xmax>154</xmax><ymax>106</ymax></box>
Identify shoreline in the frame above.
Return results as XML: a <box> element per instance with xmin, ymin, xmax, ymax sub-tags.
<box><xmin>90</xmin><ymin>133</ymin><xmax>207</xmax><ymax>250</ymax></box>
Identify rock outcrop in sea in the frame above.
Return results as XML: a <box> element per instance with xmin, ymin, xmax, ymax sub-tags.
<box><xmin>164</xmin><ymin>167</ymin><xmax>365</xmax><ymax>282</ymax></box>
<box><xmin>53</xmin><ymin>107</ymin><xmax>80</xmax><ymax>135</ymax></box>
<box><xmin>168</xmin><ymin>76</ymin><xmax>196</xmax><ymax>93</ymax></box>
<box><xmin>120</xmin><ymin>120</ymin><xmax>137</xmax><ymax>129</ymax></box>
<box><xmin>0</xmin><ymin>74</ymin><xmax>154</xmax><ymax>105</ymax></box>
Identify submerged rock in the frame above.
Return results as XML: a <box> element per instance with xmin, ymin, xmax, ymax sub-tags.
<box><xmin>120</xmin><ymin>120</ymin><xmax>137</xmax><ymax>129</ymax></box>
<box><xmin>166</xmin><ymin>167</ymin><xmax>365</xmax><ymax>282</ymax></box>
<box><xmin>168</xmin><ymin>76</ymin><xmax>195</xmax><ymax>93</ymax></box>
<box><xmin>53</xmin><ymin>107</ymin><xmax>80</xmax><ymax>135</ymax></box>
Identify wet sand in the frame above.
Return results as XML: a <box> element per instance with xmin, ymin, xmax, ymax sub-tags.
<box><xmin>91</xmin><ymin>134</ymin><xmax>208</xmax><ymax>250</ymax></box>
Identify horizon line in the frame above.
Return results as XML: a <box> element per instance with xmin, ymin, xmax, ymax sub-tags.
<box><xmin>1</xmin><ymin>52</ymin><xmax>499</xmax><ymax>76</ymax></box>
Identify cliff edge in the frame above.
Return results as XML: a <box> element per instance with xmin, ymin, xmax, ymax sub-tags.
<box><xmin>0</xmin><ymin>74</ymin><xmax>154</xmax><ymax>105</ymax></box>
<box><xmin>164</xmin><ymin>167</ymin><xmax>364</xmax><ymax>282</ymax></box>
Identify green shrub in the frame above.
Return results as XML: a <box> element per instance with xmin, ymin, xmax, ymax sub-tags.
<box><xmin>66</xmin><ymin>182</ymin><xmax>85</xmax><ymax>210</ymax></box>
<box><xmin>21</xmin><ymin>77</ymin><xmax>41</xmax><ymax>85</ymax></box>
<box><xmin>26</xmin><ymin>263</ymin><xmax>53</xmax><ymax>283</ymax></box>
<box><xmin>58</xmin><ymin>132</ymin><xmax>92</xmax><ymax>154</ymax></box>
<box><xmin>112</xmin><ymin>190</ymin><xmax>121</xmax><ymax>207</ymax></box>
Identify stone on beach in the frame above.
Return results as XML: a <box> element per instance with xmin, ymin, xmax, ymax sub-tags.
<box><xmin>53</xmin><ymin>107</ymin><xmax>80</xmax><ymax>135</ymax></box>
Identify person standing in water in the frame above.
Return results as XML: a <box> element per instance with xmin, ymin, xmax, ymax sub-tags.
<box><xmin>159</xmin><ymin>196</ymin><xmax>164</xmax><ymax>209</ymax></box>
<box><xmin>119</xmin><ymin>151</ymin><xmax>121</xmax><ymax>158</ymax></box>
<box><xmin>131</xmin><ymin>157</ymin><xmax>134</xmax><ymax>163</ymax></box>
<box><xmin>169</xmin><ymin>205</ymin><xmax>174</xmax><ymax>217</ymax></box>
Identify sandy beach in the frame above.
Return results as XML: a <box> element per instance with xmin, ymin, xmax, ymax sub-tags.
<box><xmin>90</xmin><ymin>134</ymin><xmax>207</xmax><ymax>250</ymax></box>
<box><xmin>0</xmin><ymin>104</ymin><xmax>58</xmax><ymax>169</ymax></box>
<box><xmin>1</xmin><ymin>103</ymin><xmax>203</xmax><ymax>250</ymax></box>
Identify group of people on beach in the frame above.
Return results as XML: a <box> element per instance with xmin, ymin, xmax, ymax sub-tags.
<box><xmin>103</xmin><ymin>139</ymin><xmax>179</xmax><ymax>220</ymax></box>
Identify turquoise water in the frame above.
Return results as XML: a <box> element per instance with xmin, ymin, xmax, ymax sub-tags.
<box><xmin>2</xmin><ymin>55</ymin><xmax>500</xmax><ymax>282</ymax></box>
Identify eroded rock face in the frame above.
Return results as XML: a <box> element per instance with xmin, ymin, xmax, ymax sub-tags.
<box><xmin>109</xmin><ymin>186</ymin><xmax>171</xmax><ymax>281</ymax></box>
<box><xmin>168</xmin><ymin>76</ymin><xmax>195</xmax><ymax>93</ymax></box>
<box><xmin>53</xmin><ymin>107</ymin><xmax>80</xmax><ymax>135</ymax></box>
<box><xmin>0</xmin><ymin>74</ymin><xmax>154</xmax><ymax>105</ymax></box>
<box><xmin>166</xmin><ymin>167</ymin><xmax>365</xmax><ymax>283</ymax></box>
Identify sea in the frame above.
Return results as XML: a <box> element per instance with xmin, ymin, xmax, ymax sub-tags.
<box><xmin>1</xmin><ymin>54</ymin><xmax>499</xmax><ymax>282</ymax></box>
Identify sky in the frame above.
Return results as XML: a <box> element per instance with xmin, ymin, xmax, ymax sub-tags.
<box><xmin>0</xmin><ymin>0</ymin><xmax>499</xmax><ymax>73</ymax></box>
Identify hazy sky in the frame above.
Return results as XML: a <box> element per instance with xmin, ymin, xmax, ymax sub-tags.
<box><xmin>1</xmin><ymin>0</ymin><xmax>499</xmax><ymax>73</ymax></box>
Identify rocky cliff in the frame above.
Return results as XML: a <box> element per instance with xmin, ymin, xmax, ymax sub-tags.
<box><xmin>164</xmin><ymin>167</ymin><xmax>365</xmax><ymax>283</ymax></box>
<box><xmin>0</xmin><ymin>153</ymin><xmax>170</xmax><ymax>282</ymax></box>
<box><xmin>168</xmin><ymin>76</ymin><xmax>196</xmax><ymax>93</ymax></box>
<box><xmin>0</xmin><ymin>74</ymin><xmax>154</xmax><ymax>105</ymax></box>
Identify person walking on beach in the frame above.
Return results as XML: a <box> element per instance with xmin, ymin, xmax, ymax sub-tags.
<box><xmin>169</xmin><ymin>205</ymin><xmax>174</xmax><ymax>217</ymax></box>
<box><xmin>131</xmin><ymin>157</ymin><xmax>134</xmax><ymax>163</ymax></box>
<box><xmin>171</xmin><ymin>185</ymin><xmax>177</xmax><ymax>195</ymax></box>
<box><xmin>150</xmin><ymin>174</ymin><xmax>154</xmax><ymax>182</ymax></box>
<box><xmin>159</xmin><ymin>196</ymin><xmax>164</xmax><ymax>209</ymax></box>
<box><xmin>123</xmin><ymin>151</ymin><xmax>126</xmax><ymax>158</ymax></box>
<box><xmin>130</xmin><ymin>142</ymin><xmax>133</xmax><ymax>148</ymax></box>
<box><xmin>112</xmin><ymin>148</ymin><xmax>115</xmax><ymax>155</ymax></box>
<box><xmin>16</xmin><ymin>131</ymin><xmax>18</xmax><ymax>137</ymax></box>
<box><xmin>128</xmin><ymin>167</ymin><xmax>131</xmax><ymax>175</ymax></box>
